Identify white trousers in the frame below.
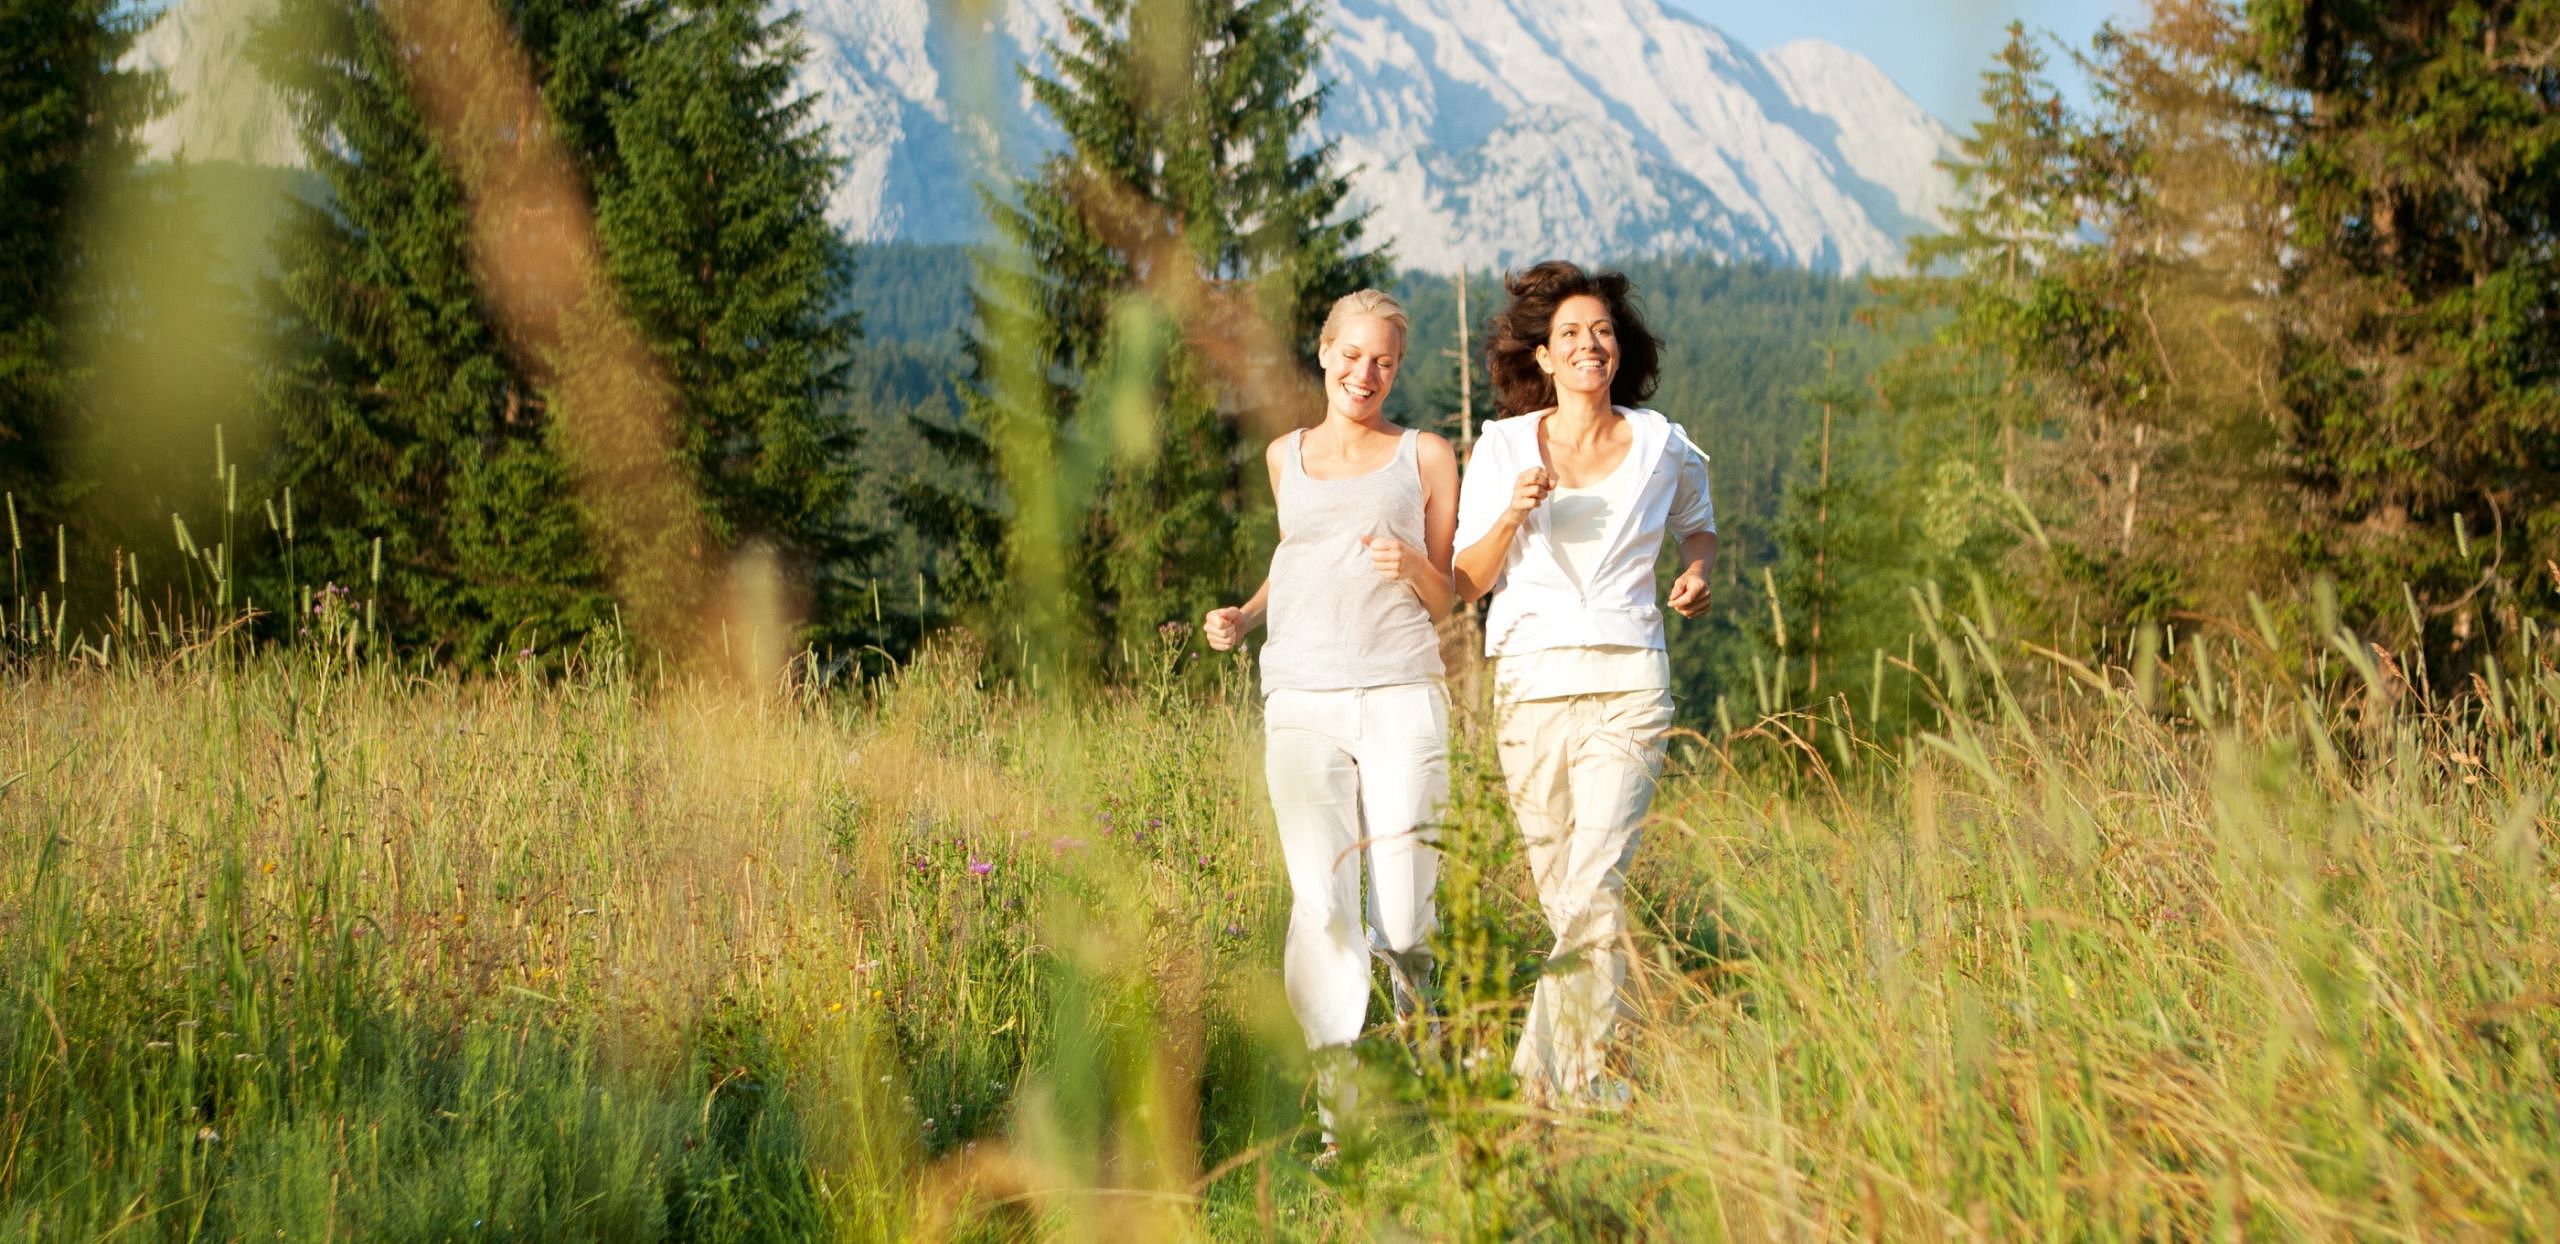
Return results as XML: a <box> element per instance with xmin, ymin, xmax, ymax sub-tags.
<box><xmin>1263</xmin><ymin>684</ymin><xmax>1448</xmax><ymax>1052</ymax></box>
<box><xmin>1496</xmin><ymin>687</ymin><xmax>1675</xmax><ymax>1098</ymax></box>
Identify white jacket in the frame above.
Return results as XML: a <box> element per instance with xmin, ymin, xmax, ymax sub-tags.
<box><xmin>1455</xmin><ymin>406</ymin><xmax>1715</xmax><ymax>658</ymax></box>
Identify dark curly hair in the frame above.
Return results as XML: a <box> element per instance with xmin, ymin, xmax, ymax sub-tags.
<box><xmin>1484</xmin><ymin>260</ymin><xmax>1662</xmax><ymax>418</ymax></box>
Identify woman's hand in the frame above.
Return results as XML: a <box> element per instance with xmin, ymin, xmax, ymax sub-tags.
<box><xmin>1667</xmin><ymin>566</ymin><xmax>1712</xmax><ymax>617</ymax></box>
<box><xmin>1361</xmin><ymin>535</ymin><xmax>1426</xmax><ymax>585</ymax></box>
<box><xmin>1505</xmin><ymin>467</ymin><xmax>1555</xmax><ymax>525</ymax></box>
<box><xmin>1203</xmin><ymin>606</ymin><xmax>1248</xmax><ymax>651</ymax></box>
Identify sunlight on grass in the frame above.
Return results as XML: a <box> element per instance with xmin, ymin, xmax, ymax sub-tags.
<box><xmin>3</xmin><ymin>601</ymin><xmax>2556</xmax><ymax>1238</ymax></box>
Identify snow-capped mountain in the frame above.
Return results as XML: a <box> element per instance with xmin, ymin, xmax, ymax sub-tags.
<box><xmin>801</xmin><ymin>0</ymin><xmax>1961</xmax><ymax>273</ymax></box>
<box><xmin>134</xmin><ymin>0</ymin><xmax>299</xmax><ymax>168</ymax></box>
<box><xmin>138</xmin><ymin>0</ymin><xmax>1962</xmax><ymax>274</ymax></box>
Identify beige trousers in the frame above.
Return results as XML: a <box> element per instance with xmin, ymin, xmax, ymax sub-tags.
<box><xmin>1495</xmin><ymin>687</ymin><xmax>1675</xmax><ymax>1098</ymax></box>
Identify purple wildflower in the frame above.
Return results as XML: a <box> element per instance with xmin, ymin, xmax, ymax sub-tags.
<box><xmin>967</xmin><ymin>858</ymin><xmax>993</xmax><ymax>877</ymax></box>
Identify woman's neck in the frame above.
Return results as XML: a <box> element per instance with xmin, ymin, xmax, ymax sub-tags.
<box><xmin>1320</xmin><ymin>407</ymin><xmax>1396</xmax><ymax>438</ymax></box>
<box><xmin>1544</xmin><ymin>390</ymin><xmax>1617</xmax><ymax>444</ymax></box>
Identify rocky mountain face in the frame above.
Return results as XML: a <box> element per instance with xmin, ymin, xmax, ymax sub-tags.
<box><xmin>138</xmin><ymin>0</ymin><xmax>1963</xmax><ymax>274</ymax></box>
<box><xmin>133</xmin><ymin>0</ymin><xmax>300</xmax><ymax>168</ymax></box>
<box><xmin>805</xmin><ymin>0</ymin><xmax>1961</xmax><ymax>273</ymax></box>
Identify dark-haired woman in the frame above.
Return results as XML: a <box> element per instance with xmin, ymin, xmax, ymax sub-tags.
<box><xmin>1453</xmin><ymin>260</ymin><xmax>1716</xmax><ymax>1107</ymax></box>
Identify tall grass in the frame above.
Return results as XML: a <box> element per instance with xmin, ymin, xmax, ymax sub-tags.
<box><xmin>2</xmin><ymin>592</ymin><xmax>2557</xmax><ymax>1237</ymax></box>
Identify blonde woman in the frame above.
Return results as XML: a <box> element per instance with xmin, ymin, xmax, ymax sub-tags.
<box><xmin>1204</xmin><ymin>289</ymin><xmax>1458</xmax><ymax>1153</ymax></box>
<box><xmin>1453</xmin><ymin>261</ymin><xmax>1716</xmax><ymax>1106</ymax></box>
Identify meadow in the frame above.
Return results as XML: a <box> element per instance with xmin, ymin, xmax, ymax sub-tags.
<box><xmin>3</xmin><ymin>591</ymin><xmax>2557</xmax><ymax>1241</ymax></box>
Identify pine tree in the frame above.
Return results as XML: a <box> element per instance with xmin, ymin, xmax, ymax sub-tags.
<box><xmin>1879</xmin><ymin>14</ymin><xmax>2279</xmax><ymax>643</ymax></box>
<box><xmin>1755</xmin><ymin>25</ymin><xmax>2069</xmax><ymax>724</ymax></box>
<box><xmin>1896</xmin><ymin>21</ymin><xmax>2083</xmax><ymax>504</ymax></box>
<box><xmin>594</xmin><ymin>0</ymin><xmax>870</xmax><ymax>647</ymax></box>
<box><xmin>254</xmin><ymin>0</ymin><xmax>866</xmax><ymax>663</ymax></box>
<box><xmin>252</xmin><ymin>0</ymin><xmax>632</xmax><ymax>660</ymax></box>
<box><xmin>907</xmin><ymin>0</ymin><xmax>1385</xmax><ymax>672</ymax></box>
<box><xmin>1854</xmin><ymin>0</ymin><xmax>2560</xmax><ymax>685</ymax></box>
<box><xmin>2245</xmin><ymin>0</ymin><xmax>2560</xmax><ymax>661</ymax></box>
<box><xmin>0</xmin><ymin>0</ymin><xmax>162</xmax><ymax>534</ymax></box>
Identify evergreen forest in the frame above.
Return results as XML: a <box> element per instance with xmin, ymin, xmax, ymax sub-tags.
<box><xmin>12</xmin><ymin>0</ymin><xmax>2547</xmax><ymax>727</ymax></box>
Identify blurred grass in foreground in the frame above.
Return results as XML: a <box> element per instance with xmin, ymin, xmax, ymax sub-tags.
<box><xmin>2</xmin><ymin>601</ymin><xmax>2557</xmax><ymax>1239</ymax></box>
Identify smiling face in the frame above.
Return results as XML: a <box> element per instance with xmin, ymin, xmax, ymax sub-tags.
<box><xmin>1320</xmin><ymin>312</ymin><xmax>1404</xmax><ymax>420</ymax></box>
<box><xmin>1535</xmin><ymin>293</ymin><xmax>1618</xmax><ymax>403</ymax></box>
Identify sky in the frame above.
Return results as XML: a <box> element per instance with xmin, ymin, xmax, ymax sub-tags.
<box><xmin>1674</xmin><ymin>0</ymin><xmax>2142</xmax><ymax>129</ymax></box>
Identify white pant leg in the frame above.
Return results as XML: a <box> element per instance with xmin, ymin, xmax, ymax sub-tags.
<box><xmin>1351</xmin><ymin>685</ymin><xmax>1447</xmax><ymax>956</ymax></box>
<box><xmin>1350</xmin><ymin>684</ymin><xmax>1448</xmax><ymax>1015</ymax></box>
<box><xmin>1502</xmin><ymin>689</ymin><xmax>1674</xmax><ymax>1097</ymax></box>
<box><xmin>1264</xmin><ymin>689</ymin><xmax>1371</xmax><ymax>1050</ymax></box>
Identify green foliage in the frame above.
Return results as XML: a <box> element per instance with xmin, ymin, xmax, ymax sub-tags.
<box><xmin>1727</xmin><ymin>26</ymin><xmax>2077</xmax><ymax>735</ymax></box>
<box><xmin>844</xmin><ymin>241</ymin><xmax>977</xmax><ymax>348</ymax></box>
<box><xmin>908</xmin><ymin>0</ymin><xmax>1386</xmax><ymax>674</ymax></box>
<box><xmin>0</xmin><ymin>0</ymin><xmax>162</xmax><ymax>530</ymax></box>
<box><xmin>1821</xmin><ymin>2</ymin><xmax>2560</xmax><ymax>704</ymax></box>
<box><xmin>1754</xmin><ymin>350</ymin><xmax>1944</xmax><ymax>739</ymax></box>
<box><xmin>593</xmin><ymin>0</ymin><xmax>873</xmax><ymax>647</ymax></box>
<box><xmin>251</xmin><ymin>0</ymin><xmax>868</xmax><ymax>666</ymax></box>
<box><xmin>1778</xmin><ymin>11</ymin><xmax>2279</xmax><ymax>728</ymax></box>
<box><xmin>2242</xmin><ymin>0</ymin><xmax>2560</xmax><ymax>661</ymax></box>
<box><xmin>250</xmin><ymin>0</ymin><xmax>626</xmax><ymax>663</ymax></box>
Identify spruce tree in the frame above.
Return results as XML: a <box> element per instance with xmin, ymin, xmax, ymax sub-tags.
<box><xmin>908</xmin><ymin>0</ymin><xmax>1385</xmax><ymax>671</ymax></box>
<box><xmin>594</xmin><ymin>0</ymin><xmax>870</xmax><ymax>647</ymax></box>
<box><xmin>2245</xmin><ymin>0</ymin><xmax>2560</xmax><ymax>660</ymax></box>
<box><xmin>1873</xmin><ymin>2</ymin><xmax>2555</xmax><ymax>671</ymax></box>
<box><xmin>1879</xmin><ymin>15</ymin><xmax>2276</xmax><ymax>642</ymax></box>
<box><xmin>252</xmin><ymin>0</ymin><xmax>631</xmax><ymax>661</ymax></box>
<box><xmin>254</xmin><ymin>0</ymin><xmax>866</xmax><ymax>663</ymax></box>
<box><xmin>0</xmin><ymin>0</ymin><xmax>161</xmax><ymax>535</ymax></box>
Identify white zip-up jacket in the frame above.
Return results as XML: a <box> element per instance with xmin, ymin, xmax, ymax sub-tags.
<box><xmin>1455</xmin><ymin>406</ymin><xmax>1715</xmax><ymax>658</ymax></box>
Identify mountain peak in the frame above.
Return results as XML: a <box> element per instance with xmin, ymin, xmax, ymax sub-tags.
<box><xmin>811</xmin><ymin>0</ymin><xmax>1960</xmax><ymax>274</ymax></box>
<box><xmin>132</xmin><ymin>0</ymin><xmax>1962</xmax><ymax>275</ymax></box>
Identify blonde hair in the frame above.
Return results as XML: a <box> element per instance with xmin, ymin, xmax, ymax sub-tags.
<box><xmin>1317</xmin><ymin>288</ymin><xmax>1409</xmax><ymax>352</ymax></box>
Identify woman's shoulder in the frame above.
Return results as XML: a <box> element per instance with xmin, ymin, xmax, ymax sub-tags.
<box><xmin>1607</xmin><ymin>407</ymin><xmax>1708</xmax><ymax>470</ymax></box>
<box><xmin>1452</xmin><ymin>415</ymin><xmax>1521</xmax><ymax>466</ymax></box>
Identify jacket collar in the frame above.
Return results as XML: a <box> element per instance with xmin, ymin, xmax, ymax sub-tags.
<box><xmin>1516</xmin><ymin>406</ymin><xmax>1666</xmax><ymax>568</ymax></box>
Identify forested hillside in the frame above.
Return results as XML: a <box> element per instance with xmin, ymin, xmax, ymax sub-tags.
<box><xmin>13</xmin><ymin>0</ymin><xmax>2551</xmax><ymax>728</ymax></box>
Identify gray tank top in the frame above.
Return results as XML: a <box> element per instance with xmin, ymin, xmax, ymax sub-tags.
<box><xmin>1260</xmin><ymin>427</ymin><xmax>1445</xmax><ymax>693</ymax></box>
